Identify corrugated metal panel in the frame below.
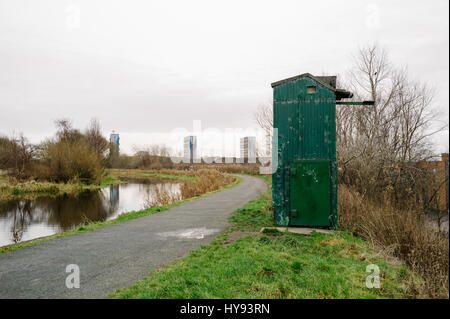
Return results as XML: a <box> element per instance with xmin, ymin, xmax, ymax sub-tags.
<box><xmin>272</xmin><ymin>76</ymin><xmax>338</xmax><ymax>228</ymax></box>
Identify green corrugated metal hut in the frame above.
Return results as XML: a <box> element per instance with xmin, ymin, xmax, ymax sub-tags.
<box><xmin>271</xmin><ymin>73</ymin><xmax>352</xmax><ymax>229</ymax></box>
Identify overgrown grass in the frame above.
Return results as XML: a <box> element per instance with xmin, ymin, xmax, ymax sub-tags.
<box><xmin>339</xmin><ymin>184</ymin><xmax>449</xmax><ymax>298</ymax></box>
<box><xmin>0</xmin><ymin>173</ymin><xmax>241</xmax><ymax>254</ymax></box>
<box><xmin>176</xmin><ymin>163</ymin><xmax>260</xmax><ymax>175</ymax></box>
<box><xmin>108</xmin><ymin>169</ymin><xmax>196</xmax><ymax>181</ymax></box>
<box><xmin>110</xmin><ymin>169</ymin><xmax>235</xmax><ymax>200</ymax></box>
<box><xmin>141</xmin><ymin>173</ymin><xmax>196</xmax><ymax>181</ymax></box>
<box><xmin>112</xmin><ymin>176</ymin><xmax>418</xmax><ymax>299</ymax></box>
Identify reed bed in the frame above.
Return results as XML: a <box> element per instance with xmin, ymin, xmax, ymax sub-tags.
<box><xmin>141</xmin><ymin>168</ymin><xmax>235</xmax><ymax>209</ymax></box>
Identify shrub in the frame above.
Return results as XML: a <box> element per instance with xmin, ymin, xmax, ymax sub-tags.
<box><xmin>37</xmin><ymin>140</ymin><xmax>104</xmax><ymax>184</ymax></box>
<box><xmin>339</xmin><ymin>184</ymin><xmax>449</xmax><ymax>298</ymax></box>
<box><xmin>0</xmin><ymin>119</ymin><xmax>109</xmax><ymax>184</ymax></box>
<box><xmin>180</xmin><ymin>169</ymin><xmax>235</xmax><ymax>198</ymax></box>
<box><xmin>0</xmin><ymin>135</ymin><xmax>34</xmax><ymax>179</ymax></box>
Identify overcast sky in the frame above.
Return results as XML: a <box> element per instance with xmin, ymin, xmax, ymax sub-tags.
<box><xmin>0</xmin><ymin>0</ymin><xmax>448</xmax><ymax>156</ymax></box>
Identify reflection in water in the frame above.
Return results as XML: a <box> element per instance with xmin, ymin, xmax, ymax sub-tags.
<box><xmin>0</xmin><ymin>182</ymin><xmax>180</xmax><ymax>247</ymax></box>
<box><xmin>110</xmin><ymin>185</ymin><xmax>119</xmax><ymax>210</ymax></box>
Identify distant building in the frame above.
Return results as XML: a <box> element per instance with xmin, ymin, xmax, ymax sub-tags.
<box><xmin>110</xmin><ymin>132</ymin><xmax>120</xmax><ymax>152</ymax></box>
<box><xmin>184</xmin><ymin>136</ymin><xmax>197</xmax><ymax>163</ymax></box>
<box><xmin>418</xmin><ymin>153</ymin><xmax>449</xmax><ymax>212</ymax></box>
<box><xmin>240</xmin><ymin>136</ymin><xmax>256</xmax><ymax>163</ymax></box>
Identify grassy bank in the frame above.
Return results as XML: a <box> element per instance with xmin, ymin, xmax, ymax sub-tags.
<box><xmin>108</xmin><ymin>169</ymin><xmax>197</xmax><ymax>181</ymax></box>
<box><xmin>112</xmin><ymin>177</ymin><xmax>418</xmax><ymax>299</ymax></box>
<box><xmin>0</xmin><ymin>172</ymin><xmax>241</xmax><ymax>254</ymax></box>
<box><xmin>0</xmin><ymin>173</ymin><xmax>122</xmax><ymax>201</ymax></box>
<box><xmin>0</xmin><ymin>168</ymin><xmax>198</xmax><ymax>201</ymax></box>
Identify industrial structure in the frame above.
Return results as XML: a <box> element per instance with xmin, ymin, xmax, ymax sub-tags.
<box><xmin>271</xmin><ymin>73</ymin><xmax>363</xmax><ymax>229</ymax></box>
<box><xmin>240</xmin><ymin>136</ymin><xmax>256</xmax><ymax>163</ymax></box>
<box><xmin>183</xmin><ymin>136</ymin><xmax>198</xmax><ymax>163</ymax></box>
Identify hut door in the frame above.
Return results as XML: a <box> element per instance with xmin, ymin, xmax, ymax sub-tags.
<box><xmin>289</xmin><ymin>160</ymin><xmax>331</xmax><ymax>227</ymax></box>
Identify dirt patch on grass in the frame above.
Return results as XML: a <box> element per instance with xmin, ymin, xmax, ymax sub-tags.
<box><xmin>223</xmin><ymin>231</ymin><xmax>259</xmax><ymax>245</ymax></box>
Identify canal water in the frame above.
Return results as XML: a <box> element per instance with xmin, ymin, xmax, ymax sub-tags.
<box><xmin>0</xmin><ymin>182</ymin><xmax>180</xmax><ymax>247</ymax></box>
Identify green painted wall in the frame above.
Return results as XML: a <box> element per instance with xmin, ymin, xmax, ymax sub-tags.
<box><xmin>272</xmin><ymin>76</ymin><xmax>338</xmax><ymax>228</ymax></box>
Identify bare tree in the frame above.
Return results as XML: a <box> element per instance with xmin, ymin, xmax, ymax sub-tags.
<box><xmin>337</xmin><ymin>44</ymin><xmax>447</xmax><ymax>207</ymax></box>
<box><xmin>85</xmin><ymin>118</ymin><xmax>109</xmax><ymax>161</ymax></box>
<box><xmin>159</xmin><ymin>144</ymin><xmax>171</xmax><ymax>157</ymax></box>
<box><xmin>254</xmin><ymin>101</ymin><xmax>273</xmax><ymax>157</ymax></box>
<box><xmin>131</xmin><ymin>144</ymin><xmax>174</xmax><ymax>169</ymax></box>
<box><xmin>0</xmin><ymin>134</ymin><xmax>34</xmax><ymax>180</ymax></box>
<box><xmin>54</xmin><ymin>118</ymin><xmax>83</xmax><ymax>144</ymax></box>
<box><xmin>254</xmin><ymin>102</ymin><xmax>273</xmax><ymax>137</ymax></box>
